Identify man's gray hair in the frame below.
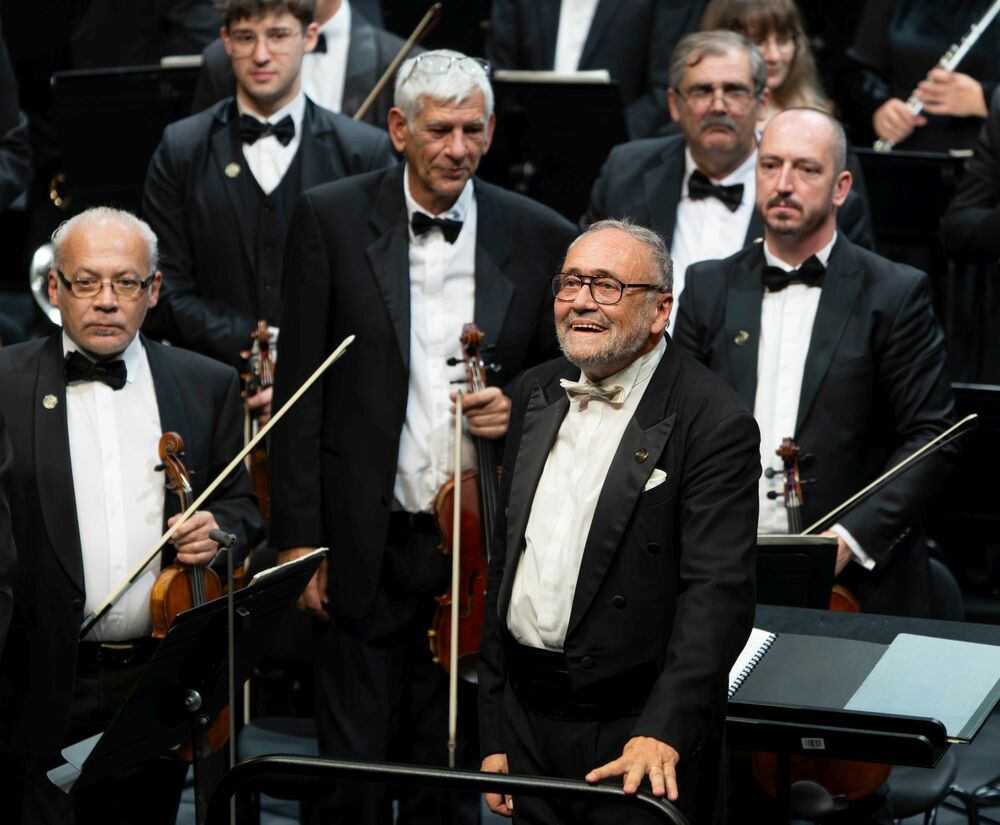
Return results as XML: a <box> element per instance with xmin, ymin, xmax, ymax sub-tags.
<box><xmin>668</xmin><ymin>29</ymin><xmax>767</xmax><ymax>97</ymax></box>
<box><xmin>51</xmin><ymin>206</ymin><xmax>159</xmax><ymax>277</ymax></box>
<box><xmin>571</xmin><ymin>219</ymin><xmax>673</xmax><ymax>293</ymax></box>
<box><xmin>393</xmin><ymin>49</ymin><xmax>494</xmax><ymax>126</ymax></box>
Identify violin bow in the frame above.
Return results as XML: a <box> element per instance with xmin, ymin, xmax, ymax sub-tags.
<box><xmin>801</xmin><ymin>413</ymin><xmax>978</xmax><ymax>536</ymax></box>
<box><xmin>79</xmin><ymin>334</ymin><xmax>357</xmax><ymax>640</ymax></box>
<box><xmin>352</xmin><ymin>3</ymin><xmax>443</xmax><ymax>123</ymax></box>
<box><xmin>448</xmin><ymin>390</ymin><xmax>462</xmax><ymax>769</ymax></box>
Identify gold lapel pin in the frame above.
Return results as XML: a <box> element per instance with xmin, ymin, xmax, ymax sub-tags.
<box><xmin>734</xmin><ymin>330</ymin><xmax>750</xmax><ymax>346</ymax></box>
<box><xmin>42</xmin><ymin>394</ymin><xmax>58</xmax><ymax>410</ymax></box>
<box><xmin>635</xmin><ymin>448</ymin><xmax>649</xmax><ymax>463</ymax></box>
<box><xmin>225</xmin><ymin>162</ymin><xmax>241</xmax><ymax>178</ymax></box>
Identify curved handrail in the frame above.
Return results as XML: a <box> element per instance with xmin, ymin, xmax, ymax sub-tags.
<box><xmin>205</xmin><ymin>754</ymin><xmax>691</xmax><ymax>825</ymax></box>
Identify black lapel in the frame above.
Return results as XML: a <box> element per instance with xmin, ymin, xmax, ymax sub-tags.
<box><xmin>143</xmin><ymin>339</ymin><xmax>194</xmax><ymax>530</ymax></box>
<box><xmin>566</xmin><ymin>347</ymin><xmax>679</xmax><ymax>637</ymax></box>
<box><xmin>723</xmin><ymin>247</ymin><xmax>764</xmax><ymax>409</ymax></box>
<box><xmin>796</xmin><ymin>238</ymin><xmax>864</xmax><ymax>433</ymax></box>
<box><xmin>342</xmin><ymin>14</ymin><xmax>378</xmax><ymax>118</ymax></box>
<box><xmin>365</xmin><ymin>165</ymin><xmax>412</xmax><ymax>366</ymax></box>
<box><xmin>299</xmin><ymin>99</ymin><xmax>342</xmax><ymax>188</ymax></box>
<box><xmin>537</xmin><ymin>0</ymin><xmax>560</xmax><ymax>67</ymax></box>
<box><xmin>497</xmin><ymin>374</ymin><xmax>571</xmax><ymax>618</ymax></box>
<box><xmin>210</xmin><ymin>102</ymin><xmax>256</xmax><ymax>273</ymax></box>
<box><xmin>472</xmin><ymin>181</ymin><xmax>515</xmax><ymax>348</ymax></box>
<box><xmin>578</xmin><ymin>0</ymin><xmax>617</xmax><ymax>68</ymax></box>
<box><xmin>33</xmin><ymin>335</ymin><xmax>84</xmax><ymax>593</ymax></box>
<box><xmin>644</xmin><ymin>139</ymin><xmax>685</xmax><ymax>242</ymax></box>
<box><xmin>743</xmin><ymin>208</ymin><xmax>765</xmax><ymax>246</ymax></box>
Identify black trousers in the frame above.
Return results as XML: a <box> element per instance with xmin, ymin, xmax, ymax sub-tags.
<box><xmin>2</xmin><ymin>647</ymin><xmax>188</xmax><ymax>825</ymax></box>
<box><xmin>500</xmin><ymin>676</ymin><xmax>725</xmax><ymax>825</ymax></box>
<box><xmin>311</xmin><ymin>518</ymin><xmax>480</xmax><ymax>825</ymax></box>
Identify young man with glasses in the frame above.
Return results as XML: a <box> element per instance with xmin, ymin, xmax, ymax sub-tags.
<box><xmin>269</xmin><ymin>47</ymin><xmax>576</xmax><ymax>824</ymax></box>
<box><xmin>192</xmin><ymin>0</ymin><xmax>409</xmax><ymax>128</ymax></box>
<box><xmin>585</xmin><ymin>30</ymin><xmax>872</xmax><ymax>331</ymax></box>
<box><xmin>478</xmin><ymin>219</ymin><xmax>759</xmax><ymax>825</ymax></box>
<box><xmin>0</xmin><ymin>207</ymin><xmax>263</xmax><ymax>825</ymax></box>
<box><xmin>142</xmin><ymin>0</ymin><xmax>395</xmax><ymax>417</ymax></box>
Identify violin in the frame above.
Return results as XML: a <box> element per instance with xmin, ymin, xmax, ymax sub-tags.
<box><xmin>240</xmin><ymin>321</ymin><xmax>275</xmax><ymax>529</ymax></box>
<box><xmin>753</xmin><ymin>437</ymin><xmax>891</xmax><ymax>801</ymax></box>
<box><xmin>428</xmin><ymin>323</ymin><xmax>498</xmax><ymax>677</ymax></box>
<box><xmin>149</xmin><ymin>431</ymin><xmax>229</xmax><ymax>760</ymax></box>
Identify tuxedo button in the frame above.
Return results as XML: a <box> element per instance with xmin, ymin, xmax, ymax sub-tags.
<box><xmin>71</xmin><ymin>599</ymin><xmax>83</xmax><ymax>612</ymax></box>
<box><xmin>612</xmin><ymin>595</ymin><xmax>626</xmax><ymax>609</ymax></box>
<box><xmin>581</xmin><ymin>656</ymin><xmax>594</xmax><ymax>669</ymax></box>
<box><xmin>647</xmin><ymin>543</ymin><xmax>661</xmax><ymax>555</ymax></box>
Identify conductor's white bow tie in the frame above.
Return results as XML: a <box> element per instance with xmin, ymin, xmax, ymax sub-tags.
<box><xmin>560</xmin><ymin>378</ymin><xmax>625</xmax><ymax>405</ymax></box>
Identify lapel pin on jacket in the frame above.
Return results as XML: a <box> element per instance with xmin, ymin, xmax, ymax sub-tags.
<box><xmin>734</xmin><ymin>330</ymin><xmax>750</xmax><ymax>346</ymax></box>
<box><xmin>634</xmin><ymin>448</ymin><xmax>649</xmax><ymax>463</ymax></box>
<box><xmin>225</xmin><ymin>162</ymin><xmax>241</xmax><ymax>179</ymax></box>
<box><xmin>42</xmin><ymin>394</ymin><xmax>58</xmax><ymax>410</ymax></box>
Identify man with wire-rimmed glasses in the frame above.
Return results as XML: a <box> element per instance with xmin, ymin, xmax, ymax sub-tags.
<box><xmin>478</xmin><ymin>218</ymin><xmax>759</xmax><ymax>825</ymax></box>
<box><xmin>269</xmin><ymin>47</ymin><xmax>576</xmax><ymax>824</ymax></box>
<box><xmin>0</xmin><ymin>206</ymin><xmax>262</xmax><ymax>825</ymax></box>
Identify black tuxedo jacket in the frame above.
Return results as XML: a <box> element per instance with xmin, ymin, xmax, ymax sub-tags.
<box><xmin>142</xmin><ymin>97</ymin><xmax>395</xmax><ymax>367</ymax></box>
<box><xmin>585</xmin><ymin>133</ymin><xmax>874</xmax><ymax>251</ymax></box>
<box><xmin>674</xmin><ymin>236</ymin><xmax>956</xmax><ymax>613</ymax></box>
<box><xmin>940</xmin><ymin>85</ymin><xmax>1000</xmax><ymax>262</ymax></box>
<box><xmin>477</xmin><ymin>344</ymin><xmax>759</xmax><ymax>822</ymax></box>
<box><xmin>268</xmin><ymin>163</ymin><xmax>577</xmax><ymax>619</ymax></box>
<box><xmin>486</xmin><ymin>0</ymin><xmax>677</xmax><ymax>139</ymax></box>
<box><xmin>189</xmin><ymin>12</ymin><xmax>411</xmax><ymax>128</ymax></box>
<box><xmin>0</xmin><ymin>414</ymin><xmax>13</xmax><ymax>665</ymax></box>
<box><xmin>0</xmin><ymin>334</ymin><xmax>264</xmax><ymax>758</ymax></box>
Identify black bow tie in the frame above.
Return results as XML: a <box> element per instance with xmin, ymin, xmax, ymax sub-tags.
<box><xmin>238</xmin><ymin>113</ymin><xmax>295</xmax><ymax>146</ymax></box>
<box><xmin>762</xmin><ymin>256</ymin><xmax>826</xmax><ymax>292</ymax></box>
<box><xmin>411</xmin><ymin>211</ymin><xmax>463</xmax><ymax>244</ymax></box>
<box><xmin>64</xmin><ymin>350</ymin><xmax>127</xmax><ymax>390</ymax></box>
<box><xmin>687</xmin><ymin>169</ymin><xmax>744</xmax><ymax>212</ymax></box>
<box><xmin>313</xmin><ymin>32</ymin><xmax>327</xmax><ymax>53</ymax></box>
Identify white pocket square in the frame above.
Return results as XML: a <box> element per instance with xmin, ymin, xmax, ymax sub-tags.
<box><xmin>643</xmin><ymin>468</ymin><xmax>667</xmax><ymax>492</ymax></box>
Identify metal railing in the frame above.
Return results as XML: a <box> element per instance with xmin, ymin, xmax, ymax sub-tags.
<box><xmin>206</xmin><ymin>755</ymin><xmax>691</xmax><ymax>825</ymax></box>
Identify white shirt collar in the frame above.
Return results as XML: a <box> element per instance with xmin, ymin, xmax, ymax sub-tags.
<box><xmin>572</xmin><ymin>336</ymin><xmax>666</xmax><ymax>405</ymax></box>
<box><xmin>62</xmin><ymin>331</ymin><xmax>145</xmax><ymax>385</ymax></box>
<box><xmin>318</xmin><ymin>0</ymin><xmax>351</xmax><ymax>38</ymax></box>
<box><xmin>683</xmin><ymin>144</ymin><xmax>757</xmax><ymax>192</ymax></box>
<box><xmin>763</xmin><ymin>231</ymin><xmax>837</xmax><ymax>272</ymax></box>
<box><xmin>403</xmin><ymin>163</ymin><xmax>475</xmax><ymax>221</ymax></box>
<box><xmin>237</xmin><ymin>89</ymin><xmax>307</xmax><ymax>133</ymax></box>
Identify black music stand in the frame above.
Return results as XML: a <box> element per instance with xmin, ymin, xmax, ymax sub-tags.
<box><xmin>756</xmin><ymin>534</ymin><xmax>837</xmax><ymax>609</ymax></box>
<box><xmin>48</xmin><ymin>549</ymin><xmax>326</xmax><ymax>825</ymax></box>
<box><xmin>50</xmin><ymin>63</ymin><xmax>200</xmax><ymax>214</ymax></box>
<box><xmin>477</xmin><ymin>71</ymin><xmax>629</xmax><ymax>221</ymax></box>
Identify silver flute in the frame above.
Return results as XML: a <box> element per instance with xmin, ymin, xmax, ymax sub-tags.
<box><xmin>873</xmin><ymin>0</ymin><xmax>1000</xmax><ymax>152</ymax></box>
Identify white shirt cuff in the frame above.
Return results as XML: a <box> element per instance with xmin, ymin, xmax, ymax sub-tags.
<box><xmin>829</xmin><ymin>523</ymin><xmax>876</xmax><ymax>570</ymax></box>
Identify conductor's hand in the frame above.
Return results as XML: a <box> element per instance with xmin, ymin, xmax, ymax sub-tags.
<box><xmin>916</xmin><ymin>69</ymin><xmax>988</xmax><ymax>117</ymax></box>
<box><xmin>452</xmin><ymin>386</ymin><xmax>511</xmax><ymax>440</ymax></box>
<box><xmin>481</xmin><ymin>753</ymin><xmax>513</xmax><ymax>817</ymax></box>
<box><xmin>586</xmin><ymin>736</ymin><xmax>680</xmax><ymax>800</ymax></box>
<box><xmin>279</xmin><ymin>547</ymin><xmax>330</xmax><ymax>621</ymax></box>
<box><xmin>872</xmin><ymin>97</ymin><xmax>927</xmax><ymax>145</ymax></box>
<box><xmin>168</xmin><ymin>511</ymin><xmax>221</xmax><ymax>566</ymax></box>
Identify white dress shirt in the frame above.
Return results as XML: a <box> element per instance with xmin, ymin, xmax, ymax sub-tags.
<box><xmin>553</xmin><ymin>0</ymin><xmax>601</xmax><ymax>72</ymax></box>
<box><xmin>301</xmin><ymin>0</ymin><xmax>352</xmax><ymax>113</ymax></box>
<box><xmin>754</xmin><ymin>236</ymin><xmax>874</xmax><ymax>568</ymax></box>
<box><xmin>508</xmin><ymin>338</ymin><xmax>667</xmax><ymax>650</ymax></box>
<box><xmin>65</xmin><ymin>333</ymin><xmax>165</xmax><ymax>641</ymax></box>
<box><xmin>238</xmin><ymin>90</ymin><xmax>306</xmax><ymax>195</ymax></box>
<box><xmin>670</xmin><ymin>147</ymin><xmax>758</xmax><ymax>331</ymax></box>
<box><xmin>393</xmin><ymin>168</ymin><xmax>478</xmax><ymax>514</ymax></box>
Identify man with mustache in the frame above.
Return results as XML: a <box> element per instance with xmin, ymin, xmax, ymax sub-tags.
<box><xmin>478</xmin><ymin>219</ymin><xmax>759</xmax><ymax>825</ymax></box>
<box><xmin>269</xmin><ymin>48</ymin><xmax>576</xmax><ymax>823</ymax></box>
<box><xmin>674</xmin><ymin>108</ymin><xmax>956</xmax><ymax>617</ymax></box>
<box><xmin>585</xmin><ymin>30</ymin><xmax>871</xmax><ymax>331</ymax></box>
